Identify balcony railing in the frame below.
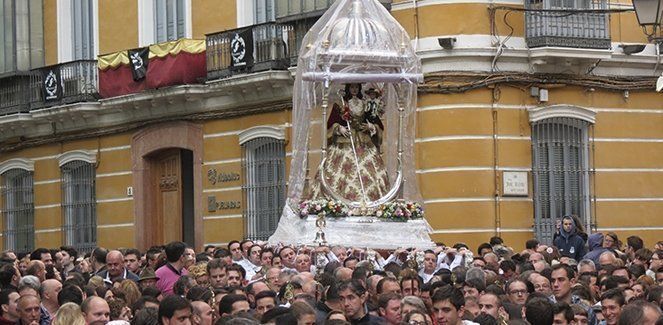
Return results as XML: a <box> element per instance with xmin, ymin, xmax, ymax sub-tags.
<box><xmin>31</xmin><ymin>60</ymin><xmax>98</xmax><ymax>110</ymax></box>
<box><xmin>286</xmin><ymin>17</ymin><xmax>318</xmax><ymax>65</ymax></box>
<box><xmin>207</xmin><ymin>23</ymin><xmax>291</xmax><ymax>80</ymax></box>
<box><xmin>0</xmin><ymin>73</ymin><xmax>33</xmax><ymax>116</ymax></box>
<box><xmin>525</xmin><ymin>0</ymin><xmax>611</xmax><ymax>49</ymax></box>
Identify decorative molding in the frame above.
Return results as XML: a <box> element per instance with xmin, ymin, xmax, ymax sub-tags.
<box><xmin>238</xmin><ymin>125</ymin><xmax>285</xmax><ymax>145</ymax></box>
<box><xmin>528</xmin><ymin>105</ymin><xmax>596</xmax><ymax>124</ymax></box>
<box><xmin>57</xmin><ymin>150</ymin><xmax>97</xmax><ymax>167</ymax></box>
<box><xmin>0</xmin><ymin>158</ymin><xmax>35</xmax><ymax>175</ymax></box>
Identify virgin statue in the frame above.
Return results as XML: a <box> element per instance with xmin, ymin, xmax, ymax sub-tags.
<box><xmin>308</xmin><ymin>83</ymin><xmax>389</xmax><ymax>203</ymax></box>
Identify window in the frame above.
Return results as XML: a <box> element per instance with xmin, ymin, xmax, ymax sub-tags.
<box><xmin>1</xmin><ymin>168</ymin><xmax>34</xmax><ymax>253</ymax></box>
<box><xmin>531</xmin><ymin>116</ymin><xmax>592</xmax><ymax>244</ymax></box>
<box><xmin>61</xmin><ymin>160</ymin><xmax>96</xmax><ymax>252</ymax></box>
<box><xmin>0</xmin><ymin>0</ymin><xmax>44</xmax><ymax>73</ymax></box>
<box><xmin>72</xmin><ymin>0</ymin><xmax>95</xmax><ymax>59</ymax></box>
<box><xmin>275</xmin><ymin>0</ymin><xmax>331</xmax><ymax>20</ymax></box>
<box><xmin>154</xmin><ymin>0</ymin><xmax>186</xmax><ymax>42</ymax></box>
<box><xmin>241</xmin><ymin>135</ymin><xmax>286</xmax><ymax>240</ymax></box>
<box><xmin>255</xmin><ymin>0</ymin><xmax>275</xmax><ymax>24</ymax></box>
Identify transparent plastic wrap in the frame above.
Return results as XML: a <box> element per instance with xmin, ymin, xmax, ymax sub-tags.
<box><xmin>269</xmin><ymin>0</ymin><xmax>433</xmax><ymax>248</ymax></box>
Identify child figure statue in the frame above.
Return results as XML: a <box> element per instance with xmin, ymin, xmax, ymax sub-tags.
<box><xmin>364</xmin><ymin>88</ymin><xmax>384</xmax><ymax>152</ymax></box>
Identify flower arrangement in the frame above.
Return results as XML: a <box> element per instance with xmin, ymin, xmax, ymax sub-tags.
<box><xmin>375</xmin><ymin>200</ymin><xmax>424</xmax><ymax>221</ymax></box>
<box><xmin>299</xmin><ymin>199</ymin><xmax>424</xmax><ymax>221</ymax></box>
<box><xmin>299</xmin><ymin>199</ymin><xmax>350</xmax><ymax>219</ymax></box>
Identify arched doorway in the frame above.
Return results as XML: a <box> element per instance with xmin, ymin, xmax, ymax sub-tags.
<box><xmin>131</xmin><ymin>122</ymin><xmax>203</xmax><ymax>251</ymax></box>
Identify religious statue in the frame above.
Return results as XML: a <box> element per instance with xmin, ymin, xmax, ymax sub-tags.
<box><xmin>308</xmin><ymin>83</ymin><xmax>389</xmax><ymax>203</ymax></box>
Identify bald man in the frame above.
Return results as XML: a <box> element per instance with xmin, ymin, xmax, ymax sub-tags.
<box><xmin>17</xmin><ymin>295</ymin><xmax>40</xmax><ymax>325</ymax></box>
<box><xmin>99</xmin><ymin>250</ymin><xmax>139</xmax><ymax>286</ymax></box>
<box><xmin>39</xmin><ymin>279</ymin><xmax>62</xmax><ymax>320</ymax></box>
<box><xmin>25</xmin><ymin>261</ymin><xmax>45</xmax><ymax>282</ymax></box>
<box><xmin>82</xmin><ymin>296</ymin><xmax>110</xmax><ymax>325</ymax></box>
<box><xmin>191</xmin><ymin>301</ymin><xmax>213</xmax><ymax>325</ymax></box>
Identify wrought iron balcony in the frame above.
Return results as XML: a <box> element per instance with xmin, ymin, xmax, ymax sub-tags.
<box><xmin>206</xmin><ymin>23</ymin><xmax>291</xmax><ymax>80</ymax></box>
<box><xmin>30</xmin><ymin>60</ymin><xmax>99</xmax><ymax>110</ymax></box>
<box><xmin>286</xmin><ymin>17</ymin><xmax>318</xmax><ymax>65</ymax></box>
<box><xmin>0</xmin><ymin>72</ymin><xmax>33</xmax><ymax>116</ymax></box>
<box><xmin>525</xmin><ymin>0</ymin><xmax>611</xmax><ymax>49</ymax></box>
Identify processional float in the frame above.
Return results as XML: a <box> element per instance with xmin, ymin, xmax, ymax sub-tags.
<box><xmin>268</xmin><ymin>0</ymin><xmax>434</xmax><ymax>249</ymax></box>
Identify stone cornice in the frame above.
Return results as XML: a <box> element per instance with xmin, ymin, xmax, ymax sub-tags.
<box><xmin>0</xmin><ymin>71</ymin><xmax>295</xmax><ymax>147</ymax></box>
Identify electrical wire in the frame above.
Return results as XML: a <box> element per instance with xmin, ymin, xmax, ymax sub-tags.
<box><xmin>421</xmin><ymin>71</ymin><xmax>658</xmax><ymax>93</ymax></box>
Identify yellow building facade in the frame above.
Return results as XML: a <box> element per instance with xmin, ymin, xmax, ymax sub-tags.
<box><xmin>0</xmin><ymin>0</ymin><xmax>661</xmax><ymax>253</ymax></box>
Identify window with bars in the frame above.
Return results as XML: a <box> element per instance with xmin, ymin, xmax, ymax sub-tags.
<box><xmin>61</xmin><ymin>160</ymin><xmax>96</xmax><ymax>253</ymax></box>
<box><xmin>531</xmin><ymin>117</ymin><xmax>591</xmax><ymax>244</ymax></box>
<box><xmin>71</xmin><ymin>0</ymin><xmax>95</xmax><ymax>60</ymax></box>
<box><xmin>242</xmin><ymin>137</ymin><xmax>286</xmax><ymax>240</ymax></box>
<box><xmin>0</xmin><ymin>0</ymin><xmax>44</xmax><ymax>73</ymax></box>
<box><xmin>154</xmin><ymin>0</ymin><xmax>186</xmax><ymax>43</ymax></box>
<box><xmin>1</xmin><ymin>169</ymin><xmax>34</xmax><ymax>253</ymax></box>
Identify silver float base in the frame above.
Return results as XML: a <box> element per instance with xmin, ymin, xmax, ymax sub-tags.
<box><xmin>268</xmin><ymin>204</ymin><xmax>435</xmax><ymax>249</ymax></box>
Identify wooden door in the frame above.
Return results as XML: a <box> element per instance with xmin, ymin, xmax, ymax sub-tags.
<box><xmin>155</xmin><ymin>149</ymin><xmax>182</xmax><ymax>244</ymax></box>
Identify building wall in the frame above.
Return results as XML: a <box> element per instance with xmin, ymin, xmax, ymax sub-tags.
<box><xmin>1</xmin><ymin>0</ymin><xmax>661</xmax><ymax>252</ymax></box>
<box><xmin>99</xmin><ymin>0</ymin><xmax>138</xmax><ymax>54</ymax></box>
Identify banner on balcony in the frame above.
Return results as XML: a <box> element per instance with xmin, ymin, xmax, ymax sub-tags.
<box><xmin>41</xmin><ymin>67</ymin><xmax>63</xmax><ymax>101</ymax></box>
<box><xmin>128</xmin><ymin>47</ymin><xmax>150</xmax><ymax>81</ymax></box>
<box><xmin>230</xmin><ymin>28</ymin><xmax>253</xmax><ymax>67</ymax></box>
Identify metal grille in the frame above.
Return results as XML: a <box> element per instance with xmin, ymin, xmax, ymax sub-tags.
<box><xmin>0</xmin><ymin>73</ymin><xmax>32</xmax><ymax>116</ymax></box>
<box><xmin>531</xmin><ymin>117</ymin><xmax>591</xmax><ymax>244</ymax></box>
<box><xmin>154</xmin><ymin>0</ymin><xmax>186</xmax><ymax>43</ymax></box>
<box><xmin>206</xmin><ymin>23</ymin><xmax>290</xmax><ymax>80</ymax></box>
<box><xmin>242</xmin><ymin>137</ymin><xmax>286</xmax><ymax>241</ymax></box>
<box><xmin>1</xmin><ymin>169</ymin><xmax>34</xmax><ymax>253</ymax></box>
<box><xmin>525</xmin><ymin>0</ymin><xmax>611</xmax><ymax>49</ymax></box>
<box><xmin>30</xmin><ymin>60</ymin><xmax>98</xmax><ymax>110</ymax></box>
<box><xmin>61</xmin><ymin>160</ymin><xmax>97</xmax><ymax>253</ymax></box>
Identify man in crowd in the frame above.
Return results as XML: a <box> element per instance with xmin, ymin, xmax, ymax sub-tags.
<box><xmin>207</xmin><ymin>258</ymin><xmax>227</xmax><ymax>290</ymax></box>
<box><xmin>38</xmin><ymin>279</ymin><xmax>61</xmax><ymax>323</ymax></box>
<box><xmin>551</xmin><ymin>264</ymin><xmax>575</xmax><ymax>303</ymax></box>
<box><xmin>432</xmin><ymin>285</ymin><xmax>478</xmax><ymax>325</ymax></box>
<box><xmin>0</xmin><ymin>289</ymin><xmax>20</xmax><ymax>324</ymax></box>
<box><xmin>81</xmin><ymin>296</ymin><xmax>110</xmax><ymax>325</ymax></box>
<box><xmin>601</xmin><ymin>288</ymin><xmax>625</xmax><ymax>325</ymax></box>
<box><xmin>156</xmin><ymin>241</ymin><xmax>189</xmax><ymax>296</ymax></box>
<box><xmin>191</xmin><ymin>301</ymin><xmax>213</xmax><ymax>325</ymax></box>
<box><xmin>123</xmin><ymin>248</ymin><xmax>142</xmax><ymax>275</ymax></box>
<box><xmin>99</xmin><ymin>250</ymin><xmax>139</xmax><ymax>286</ymax></box>
<box><xmin>159</xmin><ymin>295</ymin><xmax>192</xmax><ymax>325</ymax></box>
<box><xmin>377</xmin><ymin>293</ymin><xmax>401</xmax><ymax>325</ymax></box>
<box><xmin>58</xmin><ymin>246</ymin><xmax>77</xmax><ymax>278</ymax></box>
<box><xmin>16</xmin><ymin>295</ymin><xmax>41</xmax><ymax>325</ymax></box>
<box><xmin>29</xmin><ymin>249</ymin><xmax>52</xmax><ymax>267</ymax></box>
<box><xmin>338</xmin><ymin>279</ymin><xmax>382</xmax><ymax>324</ymax></box>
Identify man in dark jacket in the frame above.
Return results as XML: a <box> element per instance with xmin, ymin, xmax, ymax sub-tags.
<box><xmin>583</xmin><ymin>233</ymin><xmax>609</xmax><ymax>266</ymax></box>
<box><xmin>97</xmin><ymin>250</ymin><xmax>139</xmax><ymax>287</ymax></box>
<box><xmin>553</xmin><ymin>215</ymin><xmax>586</xmax><ymax>261</ymax></box>
<box><xmin>338</xmin><ymin>280</ymin><xmax>383</xmax><ymax>325</ymax></box>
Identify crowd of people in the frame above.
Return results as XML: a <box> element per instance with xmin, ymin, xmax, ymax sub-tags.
<box><xmin>0</xmin><ymin>216</ymin><xmax>662</xmax><ymax>325</ymax></box>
